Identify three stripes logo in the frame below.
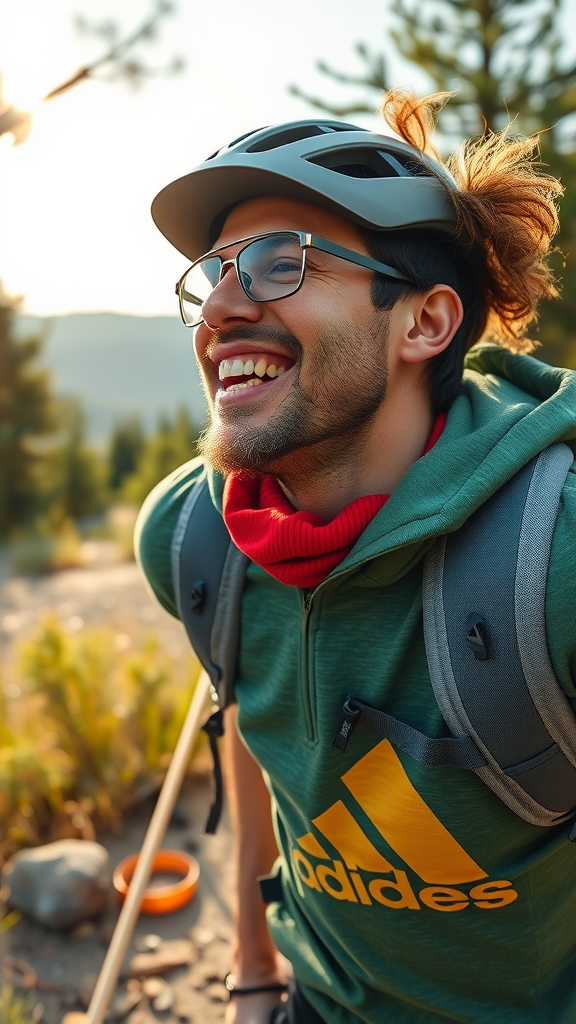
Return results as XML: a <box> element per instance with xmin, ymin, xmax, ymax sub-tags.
<box><xmin>291</xmin><ymin>740</ymin><xmax>518</xmax><ymax>912</ymax></box>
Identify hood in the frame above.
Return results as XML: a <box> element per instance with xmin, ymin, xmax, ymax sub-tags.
<box><xmin>337</xmin><ymin>344</ymin><xmax>576</xmax><ymax>586</ymax></box>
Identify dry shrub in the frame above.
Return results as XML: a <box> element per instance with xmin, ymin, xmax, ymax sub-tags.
<box><xmin>0</xmin><ymin>618</ymin><xmax>203</xmax><ymax>864</ymax></box>
<box><xmin>0</xmin><ymin>983</ymin><xmax>42</xmax><ymax>1024</ymax></box>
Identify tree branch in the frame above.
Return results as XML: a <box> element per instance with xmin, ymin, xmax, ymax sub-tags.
<box><xmin>43</xmin><ymin>2</ymin><xmax>182</xmax><ymax>102</ymax></box>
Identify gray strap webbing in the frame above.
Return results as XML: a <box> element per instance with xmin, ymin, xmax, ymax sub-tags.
<box><xmin>515</xmin><ymin>446</ymin><xmax>576</xmax><ymax>764</ymax></box>
<box><xmin>172</xmin><ymin>475</ymin><xmax>248</xmax><ymax>707</ymax></box>
<box><xmin>423</xmin><ymin>443</ymin><xmax>576</xmax><ymax>826</ymax></box>
<box><xmin>171</xmin><ymin>468</ymin><xmax>208</xmax><ymax>621</ymax></box>
<box><xmin>333</xmin><ymin>697</ymin><xmax>487</xmax><ymax>768</ymax></box>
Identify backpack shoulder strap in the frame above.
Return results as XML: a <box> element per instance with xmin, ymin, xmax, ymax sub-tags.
<box><xmin>171</xmin><ymin>472</ymin><xmax>249</xmax><ymax>709</ymax></box>
<box><xmin>423</xmin><ymin>442</ymin><xmax>576</xmax><ymax>827</ymax></box>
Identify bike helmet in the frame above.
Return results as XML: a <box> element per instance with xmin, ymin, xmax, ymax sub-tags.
<box><xmin>152</xmin><ymin>119</ymin><xmax>459</xmax><ymax>261</ymax></box>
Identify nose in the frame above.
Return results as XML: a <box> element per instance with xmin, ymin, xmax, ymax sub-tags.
<box><xmin>201</xmin><ymin>261</ymin><xmax>263</xmax><ymax>330</ymax></box>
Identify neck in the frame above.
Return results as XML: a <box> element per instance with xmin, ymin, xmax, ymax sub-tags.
<box><xmin>275</xmin><ymin>381</ymin><xmax>435</xmax><ymax>520</ymax></box>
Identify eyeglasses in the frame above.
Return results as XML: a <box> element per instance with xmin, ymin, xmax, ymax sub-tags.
<box><xmin>175</xmin><ymin>230</ymin><xmax>414</xmax><ymax>327</ymax></box>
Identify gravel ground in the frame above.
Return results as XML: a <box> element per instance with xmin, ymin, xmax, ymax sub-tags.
<box><xmin>0</xmin><ymin>541</ymin><xmax>189</xmax><ymax>666</ymax></box>
<box><xmin>0</xmin><ymin>545</ymin><xmax>235</xmax><ymax>1024</ymax></box>
<box><xmin>1</xmin><ymin>779</ymin><xmax>235</xmax><ymax>1024</ymax></box>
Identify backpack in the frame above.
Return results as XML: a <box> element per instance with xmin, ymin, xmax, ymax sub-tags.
<box><xmin>171</xmin><ymin>443</ymin><xmax>576</xmax><ymax>837</ymax></box>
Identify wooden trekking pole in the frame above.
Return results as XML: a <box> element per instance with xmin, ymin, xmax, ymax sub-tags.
<box><xmin>70</xmin><ymin>670</ymin><xmax>212</xmax><ymax>1024</ymax></box>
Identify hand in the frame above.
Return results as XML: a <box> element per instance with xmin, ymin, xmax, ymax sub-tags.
<box><xmin>224</xmin><ymin>990</ymin><xmax>287</xmax><ymax>1024</ymax></box>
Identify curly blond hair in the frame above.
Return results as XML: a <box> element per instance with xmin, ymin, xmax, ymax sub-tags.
<box><xmin>380</xmin><ymin>89</ymin><xmax>563</xmax><ymax>352</ymax></box>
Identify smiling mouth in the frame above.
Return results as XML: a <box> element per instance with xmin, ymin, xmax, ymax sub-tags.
<box><xmin>217</xmin><ymin>354</ymin><xmax>294</xmax><ymax>393</ymax></box>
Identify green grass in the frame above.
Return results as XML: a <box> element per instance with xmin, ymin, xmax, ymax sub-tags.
<box><xmin>0</xmin><ymin>984</ymin><xmax>42</xmax><ymax>1024</ymax></box>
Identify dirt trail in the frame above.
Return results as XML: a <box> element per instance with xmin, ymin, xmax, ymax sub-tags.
<box><xmin>0</xmin><ymin>542</ymin><xmax>189</xmax><ymax>665</ymax></box>
<box><xmin>1</xmin><ymin>779</ymin><xmax>234</xmax><ymax>1024</ymax></box>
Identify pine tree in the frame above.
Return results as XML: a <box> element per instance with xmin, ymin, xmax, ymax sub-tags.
<box><xmin>291</xmin><ymin>0</ymin><xmax>576</xmax><ymax>364</ymax></box>
<box><xmin>122</xmin><ymin>408</ymin><xmax>198</xmax><ymax>506</ymax></box>
<box><xmin>108</xmin><ymin>415</ymin><xmax>145</xmax><ymax>491</ymax></box>
<box><xmin>0</xmin><ymin>289</ymin><xmax>55</xmax><ymax>534</ymax></box>
<box><xmin>292</xmin><ymin>0</ymin><xmax>576</xmax><ymax>141</ymax></box>
<box><xmin>50</xmin><ymin>400</ymin><xmax>107</xmax><ymax>521</ymax></box>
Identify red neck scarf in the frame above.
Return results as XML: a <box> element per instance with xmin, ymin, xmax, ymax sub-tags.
<box><xmin>222</xmin><ymin>414</ymin><xmax>445</xmax><ymax>588</ymax></box>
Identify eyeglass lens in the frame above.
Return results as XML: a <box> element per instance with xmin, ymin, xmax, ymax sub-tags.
<box><xmin>180</xmin><ymin>233</ymin><xmax>305</xmax><ymax>326</ymax></box>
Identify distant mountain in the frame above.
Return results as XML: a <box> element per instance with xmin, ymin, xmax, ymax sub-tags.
<box><xmin>16</xmin><ymin>312</ymin><xmax>208</xmax><ymax>440</ymax></box>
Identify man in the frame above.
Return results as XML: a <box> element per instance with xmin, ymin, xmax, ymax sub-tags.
<box><xmin>136</xmin><ymin>92</ymin><xmax>576</xmax><ymax>1023</ymax></box>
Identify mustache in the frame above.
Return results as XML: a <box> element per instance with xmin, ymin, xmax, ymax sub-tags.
<box><xmin>204</xmin><ymin>325</ymin><xmax>302</xmax><ymax>360</ymax></box>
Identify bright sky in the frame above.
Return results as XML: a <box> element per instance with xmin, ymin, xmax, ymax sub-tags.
<box><xmin>1</xmin><ymin>1</ymin><xmax>575</xmax><ymax>317</ymax></box>
<box><xmin>0</xmin><ymin>0</ymin><xmax>419</xmax><ymax>316</ymax></box>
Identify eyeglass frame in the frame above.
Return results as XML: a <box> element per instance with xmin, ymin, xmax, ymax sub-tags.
<box><xmin>175</xmin><ymin>229</ymin><xmax>415</xmax><ymax>327</ymax></box>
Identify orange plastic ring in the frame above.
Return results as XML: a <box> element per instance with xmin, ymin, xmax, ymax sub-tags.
<box><xmin>113</xmin><ymin>849</ymin><xmax>200</xmax><ymax>915</ymax></box>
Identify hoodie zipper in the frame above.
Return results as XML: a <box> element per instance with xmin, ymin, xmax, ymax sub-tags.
<box><xmin>298</xmin><ymin>551</ymin><xmax>393</xmax><ymax>743</ymax></box>
<box><xmin>300</xmin><ymin>588</ymin><xmax>316</xmax><ymax>741</ymax></box>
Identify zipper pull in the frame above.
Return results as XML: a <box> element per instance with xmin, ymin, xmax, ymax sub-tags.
<box><xmin>332</xmin><ymin>696</ymin><xmax>361</xmax><ymax>752</ymax></box>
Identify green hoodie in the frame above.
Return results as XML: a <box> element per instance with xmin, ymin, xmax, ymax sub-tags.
<box><xmin>136</xmin><ymin>345</ymin><xmax>576</xmax><ymax>1024</ymax></box>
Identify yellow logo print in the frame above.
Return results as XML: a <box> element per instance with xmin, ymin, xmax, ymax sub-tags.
<box><xmin>292</xmin><ymin>740</ymin><xmax>518</xmax><ymax>912</ymax></box>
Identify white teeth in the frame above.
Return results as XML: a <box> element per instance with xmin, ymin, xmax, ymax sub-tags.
<box><xmin>218</xmin><ymin>355</ymin><xmax>290</xmax><ymax>381</ymax></box>
<box><xmin>219</xmin><ymin>359</ymin><xmax>235</xmax><ymax>380</ymax></box>
<box><xmin>226</xmin><ymin>378</ymin><xmax>264</xmax><ymax>392</ymax></box>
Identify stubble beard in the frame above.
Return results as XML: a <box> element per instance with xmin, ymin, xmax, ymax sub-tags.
<box><xmin>198</xmin><ymin>314</ymin><xmax>389</xmax><ymax>479</ymax></box>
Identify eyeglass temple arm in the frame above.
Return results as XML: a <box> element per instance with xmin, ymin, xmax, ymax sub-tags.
<box><xmin>176</xmin><ymin>281</ymin><xmax>203</xmax><ymax>306</ymax></box>
<box><xmin>308</xmin><ymin>235</ymin><xmax>413</xmax><ymax>284</ymax></box>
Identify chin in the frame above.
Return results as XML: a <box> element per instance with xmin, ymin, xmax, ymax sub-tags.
<box><xmin>198</xmin><ymin>423</ymin><xmax>281</xmax><ymax>476</ymax></box>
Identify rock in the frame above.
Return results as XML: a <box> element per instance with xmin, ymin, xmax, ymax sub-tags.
<box><xmin>125</xmin><ymin>940</ymin><xmax>197</xmax><ymax>978</ymax></box>
<box><xmin>78</xmin><ymin>973</ymin><xmax>99</xmax><ymax>1009</ymax></box>
<box><xmin>1</xmin><ymin>840</ymin><xmax>110</xmax><ymax>929</ymax></box>
<box><xmin>152</xmin><ymin>987</ymin><xmax>175</xmax><ymax>1013</ymax></box>
<box><xmin>141</xmin><ymin>979</ymin><xmax>164</xmax><ymax>1000</ymax></box>
<box><xmin>142</xmin><ymin>978</ymin><xmax>174</xmax><ymax>1012</ymax></box>
<box><xmin>133</xmin><ymin>934</ymin><xmax>162</xmax><ymax>953</ymax></box>
<box><xmin>188</xmin><ymin>926</ymin><xmax>215</xmax><ymax>948</ymax></box>
<box><xmin>61</xmin><ymin>1014</ymin><xmax>88</xmax><ymax>1024</ymax></box>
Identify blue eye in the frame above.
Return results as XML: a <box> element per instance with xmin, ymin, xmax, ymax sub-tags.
<box><xmin>269</xmin><ymin>260</ymin><xmax>301</xmax><ymax>274</ymax></box>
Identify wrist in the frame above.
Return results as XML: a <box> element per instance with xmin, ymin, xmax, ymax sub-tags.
<box><xmin>230</xmin><ymin>935</ymin><xmax>281</xmax><ymax>986</ymax></box>
<box><xmin>230</xmin><ymin>961</ymin><xmax>284</xmax><ymax>989</ymax></box>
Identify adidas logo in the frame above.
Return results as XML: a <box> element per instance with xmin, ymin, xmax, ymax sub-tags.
<box><xmin>291</xmin><ymin>739</ymin><xmax>518</xmax><ymax>912</ymax></box>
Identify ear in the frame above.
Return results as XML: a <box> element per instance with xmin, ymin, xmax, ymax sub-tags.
<box><xmin>399</xmin><ymin>285</ymin><xmax>464</xmax><ymax>364</ymax></box>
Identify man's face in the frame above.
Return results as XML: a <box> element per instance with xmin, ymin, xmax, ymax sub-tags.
<box><xmin>193</xmin><ymin>196</ymin><xmax>391</xmax><ymax>477</ymax></box>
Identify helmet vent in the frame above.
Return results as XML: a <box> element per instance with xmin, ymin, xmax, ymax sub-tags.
<box><xmin>206</xmin><ymin>127</ymin><xmax>270</xmax><ymax>160</ymax></box>
<box><xmin>246</xmin><ymin>123</ymin><xmax>352</xmax><ymax>154</ymax></box>
<box><xmin>307</xmin><ymin>147</ymin><xmax>421</xmax><ymax>179</ymax></box>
